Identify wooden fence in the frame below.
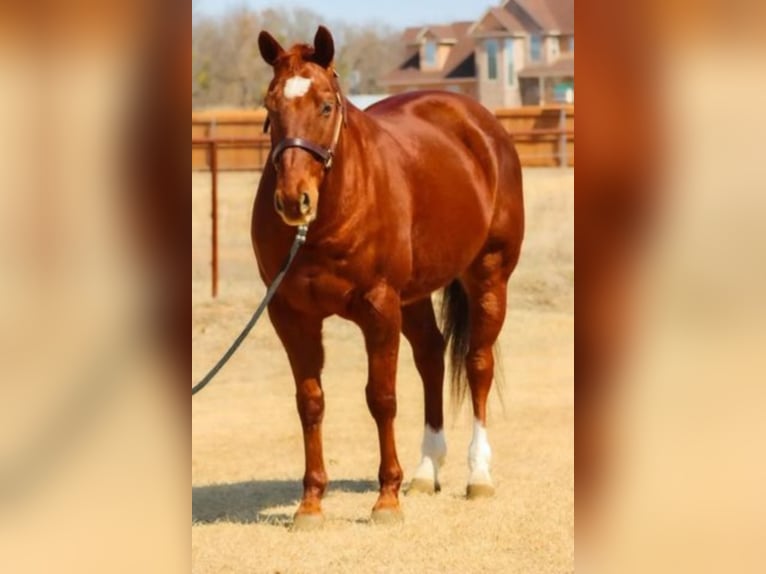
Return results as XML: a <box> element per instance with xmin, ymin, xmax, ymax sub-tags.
<box><xmin>193</xmin><ymin>104</ymin><xmax>573</xmax><ymax>296</ymax></box>
<box><xmin>191</xmin><ymin>105</ymin><xmax>573</xmax><ymax>171</ymax></box>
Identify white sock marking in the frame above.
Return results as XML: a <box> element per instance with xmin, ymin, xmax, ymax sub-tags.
<box><xmin>468</xmin><ymin>419</ymin><xmax>493</xmax><ymax>485</ymax></box>
<box><xmin>283</xmin><ymin>76</ymin><xmax>312</xmax><ymax>99</ymax></box>
<box><xmin>413</xmin><ymin>425</ymin><xmax>447</xmax><ymax>483</ymax></box>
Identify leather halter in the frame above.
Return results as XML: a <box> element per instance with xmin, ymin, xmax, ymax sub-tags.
<box><xmin>266</xmin><ymin>74</ymin><xmax>346</xmax><ymax>171</ymax></box>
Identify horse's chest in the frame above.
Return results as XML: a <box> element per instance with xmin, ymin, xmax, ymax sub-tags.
<box><xmin>282</xmin><ymin>266</ymin><xmax>355</xmax><ymax>316</ymax></box>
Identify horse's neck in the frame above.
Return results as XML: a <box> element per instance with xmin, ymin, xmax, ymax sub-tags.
<box><xmin>334</xmin><ymin>100</ymin><xmax>367</xmax><ymax>169</ymax></box>
<box><xmin>318</xmin><ymin>103</ymin><xmax>376</xmax><ymax>224</ymax></box>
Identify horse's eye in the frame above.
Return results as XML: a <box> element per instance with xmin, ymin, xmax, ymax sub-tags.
<box><xmin>320</xmin><ymin>102</ymin><xmax>333</xmax><ymax>116</ymax></box>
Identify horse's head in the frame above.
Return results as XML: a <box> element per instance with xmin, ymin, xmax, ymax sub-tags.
<box><xmin>258</xmin><ymin>26</ymin><xmax>344</xmax><ymax>227</ymax></box>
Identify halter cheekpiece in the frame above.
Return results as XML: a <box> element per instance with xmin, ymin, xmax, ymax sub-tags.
<box><xmin>266</xmin><ymin>71</ymin><xmax>346</xmax><ymax>171</ymax></box>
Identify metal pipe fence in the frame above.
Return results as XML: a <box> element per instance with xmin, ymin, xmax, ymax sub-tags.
<box><xmin>193</xmin><ymin>108</ymin><xmax>572</xmax><ymax>297</ymax></box>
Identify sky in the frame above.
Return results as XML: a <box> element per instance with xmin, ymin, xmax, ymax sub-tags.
<box><xmin>194</xmin><ymin>0</ymin><xmax>491</xmax><ymax>29</ymax></box>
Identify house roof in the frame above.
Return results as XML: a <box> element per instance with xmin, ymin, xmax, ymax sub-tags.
<box><xmin>402</xmin><ymin>26</ymin><xmax>422</xmax><ymax>45</ymax></box>
<box><xmin>382</xmin><ymin>1</ymin><xmax>573</xmax><ymax>88</ymax></box>
<box><xmin>403</xmin><ymin>21</ymin><xmax>473</xmax><ymax>46</ymax></box>
<box><xmin>473</xmin><ymin>0</ymin><xmax>574</xmax><ymax>35</ymax></box>
<box><xmin>511</xmin><ymin>0</ymin><xmax>574</xmax><ymax>34</ymax></box>
<box><xmin>518</xmin><ymin>54</ymin><xmax>574</xmax><ymax>78</ymax></box>
<box><xmin>381</xmin><ymin>21</ymin><xmax>477</xmax><ymax>86</ymax></box>
<box><xmin>422</xmin><ymin>24</ymin><xmax>459</xmax><ymax>42</ymax></box>
<box><xmin>486</xmin><ymin>7</ymin><xmax>529</xmax><ymax>33</ymax></box>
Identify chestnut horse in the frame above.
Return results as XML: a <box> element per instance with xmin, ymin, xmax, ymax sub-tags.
<box><xmin>252</xmin><ymin>26</ymin><xmax>524</xmax><ymax>528</ymax></box>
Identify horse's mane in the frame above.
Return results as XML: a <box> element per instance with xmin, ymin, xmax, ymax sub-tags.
<box><xmin>275</xmin><ymin>44</ymin><xmax>319</xmax><ymax>70</ymax></box>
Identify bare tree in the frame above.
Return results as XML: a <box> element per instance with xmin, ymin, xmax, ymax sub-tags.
<box><xmin>334</xmin><ymin>23</ymin><xmax>401</xmax><ymax>94</ymax></box>
<box><xmin>192</xmin><ymin>7</ymin><xmax>404</xmax><ymax>109</ymax></box>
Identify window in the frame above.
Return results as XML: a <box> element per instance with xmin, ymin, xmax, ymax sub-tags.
<box><xmin>529</xmin><ymin>34</ymin><xmax>542</xmax><ymax>61</ymax></box>
<box><xmin>424</xmin><ymin>41</ymin><xmax>437</xmax><ymax>67</ymax></box>
<box><xmin>486</xmin><ymin>40</ymin><xmax>498</xmax><ymax>80</ymax></box>
<box><xmin>505</xmin><ymin>39</ymin><xmax>515</xmax><ymax>85</ymax></box>
<box><xmin>554</xmin><ymin>81</ymin><xmax>574</xmax><ymax>103</ymax></box>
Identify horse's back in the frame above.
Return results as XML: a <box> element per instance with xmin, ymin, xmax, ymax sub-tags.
<box><xmin>365</xmin><ymin>90</ymin><xmax>494</xmax><ymax>126</ymax></box>
<box><xmin>366</xmin><ymin>90</ymin><xmax>521</xmax><ymax>209</ymax></box>
<box><xmin>366</xmin><ymin>91</ymin><xmax>510</xmax><ymax>152</ymax></box>
<box><xmin>363</xmin><ymin>91</ymin><xmax>524</xmax><ymax>298</ymax></box>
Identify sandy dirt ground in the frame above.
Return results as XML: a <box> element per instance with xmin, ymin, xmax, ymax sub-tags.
<box><xmin>192</xmin><ymin>168</ymin><xmax>573</xmax><ymax>573</ymax></box>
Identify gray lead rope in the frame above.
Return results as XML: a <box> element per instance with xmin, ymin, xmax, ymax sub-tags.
<box><xmin>192</xmin><ymin>225</ymin><xmax>308</xmax><ymax>396</ymax></box>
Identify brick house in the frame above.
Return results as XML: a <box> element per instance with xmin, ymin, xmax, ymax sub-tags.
<box><xmin>380</xmin><ymin>0</ymin><xmax>573</xmax><ymax>107</ymax></box>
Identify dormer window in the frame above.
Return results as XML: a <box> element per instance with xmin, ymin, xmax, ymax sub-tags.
<box><xmin>424</xmin><ymin>41</ymin><xmax>437</xmax><ymax>67</ymax></box>
<box><xmin>486</xmin><ymin>39</ymin><xmax>498</xmax><ymax>80</ymax></box>
<box><xmin>529</xmin><ymin>34</ymin><xmax>542</xmax><ymax>62</ymax></box>
<box><xmin>505</xmin><ymin>39</ymin><xmax>515</xmax><ymax>85</ymax></box>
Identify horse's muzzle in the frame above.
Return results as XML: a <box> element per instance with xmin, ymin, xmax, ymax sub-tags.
<box><xmin>274</xmin><ymin>188</ymin><xmax>317</xmax><ymax>226</ymax></box>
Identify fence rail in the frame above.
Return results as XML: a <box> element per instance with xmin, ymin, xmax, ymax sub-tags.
<box><xmin>192</xmin><ymin>105</ymin><xmax>574</xmax><ymax>171</ymax></box>
<box><xmin>193</xmin><ymin>105</ymin><xmax>573</xmax><ymax>297</ymax></box>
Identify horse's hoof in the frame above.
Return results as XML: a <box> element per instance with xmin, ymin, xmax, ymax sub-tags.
<box><xmin>370</xmin><ymin>507</ymin><xmax>404</xmax><ymax>525</ymax></box>
<box><xmin>405</xmin><ymin>478</ymin><xmax>438</xmax><ymax>495</ymax></box>
<box><xmin>466</xmin><ymin>483</ymin><xmax>495</xmax><ymax>499</ymax></box>
<box><xmin>291</xmin><ymin>512</ymin><xmax>324</xmax><ymax>531</ymax></box>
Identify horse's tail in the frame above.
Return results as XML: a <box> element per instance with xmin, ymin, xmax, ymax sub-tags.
<box><xmin>440</xmin><ymin>280</ymin><xmax>471</xmax><ymax>407</ymax></box>
<box><xmin>440</xmin><ymin>280</ymin><xmax>507</xmax><ymax>414</ymax></box>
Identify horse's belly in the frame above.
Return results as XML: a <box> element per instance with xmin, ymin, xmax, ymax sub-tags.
<box><xmin>401</xmin><ymin>265</ymin><xmax>465</xmax><ymax>304</ymax></box>
<box><xmin>401</xmin><ymin>233</ymin><xmax>487</xmax><ymax>303</ymax></box>
<box><xmin>400</xmin><ymin>282</ymin><xmax>444</xmax><ymax>306</ymax></box>
<box><xmin>400</xmin><ymin>171</ymin><xmax>494</xmax><ymax>297</ymax></box>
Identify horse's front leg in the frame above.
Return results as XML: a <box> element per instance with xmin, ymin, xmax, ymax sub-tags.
<box><xmin>267</xmin><ymin>295</ymin><xmax>326</xmax><ymax>530</ymax></box>
<box><xmin>354</xmin><ymin>283</ymin><xmax>404</xmax><ymax>523</ymax></box>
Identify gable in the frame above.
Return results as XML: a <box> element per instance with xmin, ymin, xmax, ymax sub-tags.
<box><xmin>473</xmin><ymin>10</ymin><xmax>511</xmax><ymax>34</ymax></box>
<box><xmin>504</xmin><ymin>0</ymin><xmax>574</xmax><ymax>34</ymax></box>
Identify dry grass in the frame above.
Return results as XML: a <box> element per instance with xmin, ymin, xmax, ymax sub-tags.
<box><xmin>192</xmin><ymin>168</ymin><xmax>573</xmax><ymax>573</ymax></box>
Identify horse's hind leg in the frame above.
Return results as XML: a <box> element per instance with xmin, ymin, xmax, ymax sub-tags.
<box><xmin>401</xmin><ymin>298</ymin><xmax>447</xmax><ymax>495</ymax></box>
<box><xmin>267</xmin><ymin>296</ymin><xmax>327</xmax><ymax>530</ymax></box>
<box><xmin>462</xmin><ymin>252</ymin><xmax>513</xmax><ymax>499</ymax></box>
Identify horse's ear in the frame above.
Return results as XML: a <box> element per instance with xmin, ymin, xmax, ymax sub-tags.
<box><xmin>258</xmin><ymin>31</ymin><xmax>284</xmax><ymax>66</ymax></box>
<box><xmin>313</xmin><ymin>26</ymin><xmax>335</xmax><ymax>68</ymax></box>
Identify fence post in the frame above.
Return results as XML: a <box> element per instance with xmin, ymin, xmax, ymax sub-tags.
<box><xmin>208</xmin><ymin>118</ymin><xmax>216</xmax><ymax>169</ymax></box>
<box><xmin>210</xmin><ymin>140</ymin><xmax>219</xmax><ymax>298</ymax></box>
<box><xmin>558</xmin><ymin>106</ymin><xmax>567</xmax><ymax>168</ymax></box>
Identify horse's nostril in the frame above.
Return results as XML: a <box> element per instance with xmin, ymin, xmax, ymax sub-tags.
<box><xmin>274</xmin><ymin>194</ymin><xmax>285</xmax><ymax>213</ymax></box>
<box><xmin>300</xmin><ymin>192</ymin><xmax>311</xmax><ymax>214</ymax></box>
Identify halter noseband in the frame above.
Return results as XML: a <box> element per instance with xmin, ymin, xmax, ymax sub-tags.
<box><xmin>272</xmin><ymin>135</ymin><xmax>336</xmax><ymax>170</ymax></box>
<box><xmin>266</xmin><ymin>75</ymin><xmax>346</xmax><ymax>171</ymax></box>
